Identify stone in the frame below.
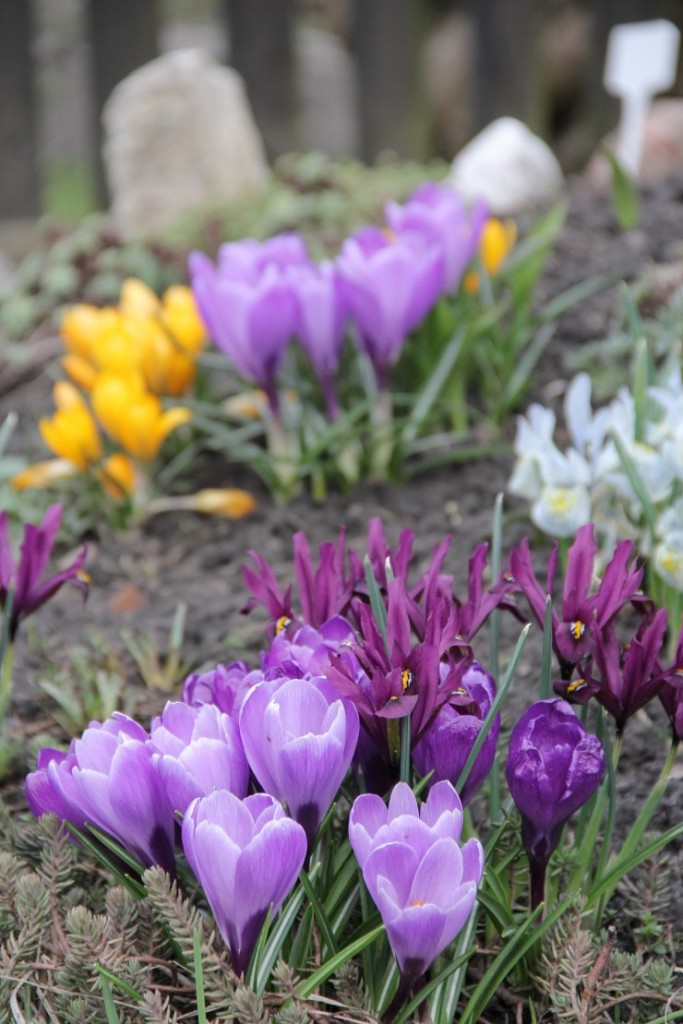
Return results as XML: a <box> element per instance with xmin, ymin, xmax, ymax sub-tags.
<box><xmin>103</xmin><ymin>49</ymin><xmax>270</xmax><ymax>239</ymax></box>
<box><xmin>585</xmin><ymin>99</ymin><xmax>683</xmax><ymax>189</ymax></box>
<box><xmin>447</xmin><ymin>117</ymin><xmax>565</xmax><ymax>215</ymax></box>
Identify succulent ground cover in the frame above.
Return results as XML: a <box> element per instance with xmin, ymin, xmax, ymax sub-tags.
<box><xmin>1</xmin><ymin>167</ymin><xmax>683</xmax><ymax>1022</ymax></box>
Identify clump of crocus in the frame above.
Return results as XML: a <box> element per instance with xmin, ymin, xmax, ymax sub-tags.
<box><xmin>349</xmin><ymin>781</ymin><xmax>484</xmax><ymax>1001</ymax></box>
<box><xmin>239</xmin><ymin>675</ymin><xmax>359</xmax><ymax>849</ymax></box>
<box><xmin>182</xmin><ymin>790</ymin><xmax>307</xmax><ymax>976</ymax></box>
<box><xmin>25</xmin><ymin>713</ymin><xmax>177</xmax><ymax>875</ymax></box>
<box><xmin>505</xmin><ymin>699</ymin><xmax>605</xmax><ymax>909</ymax></box>
<box><xmin>0</xmin><ymin>504</ymin><xmax>87</xmax><ymax>718</ymax></box>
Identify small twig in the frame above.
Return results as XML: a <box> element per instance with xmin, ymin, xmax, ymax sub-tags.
<box><xmin>579</xmin><ymin>927</ymin><xmax>615</xmax><ymax>1022</ymax></box>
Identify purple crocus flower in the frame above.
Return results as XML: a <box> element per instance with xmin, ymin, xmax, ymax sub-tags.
<box><xmin>239</xmin><ymin>675</ymin><xmax>359</xmax><ymax>848</ymax></box>
<box><xmin>412</xmin><ymin>661</ymin><xmax>500</xmax><ymax>804</ymax></box>
<box><xmin>182</xmin><ymin>790</ymin><xmax>307</xmax><ymax>976</ymax></box>
<box><xmin>182</xmin><ymin>661</ymin><xmax>263</xmax><ymax>720</ymax></box>
<box><xmin>287</xmin><ymin>260</ymin><xmax>347</xmax><ymax>419</ymax></box>
<box><xmin>337</xmin><ymin>226</ymin><xmax>444</xmax><ymax>388</ymax></box>
<box><xmin>261</xmin><ymin>616</ymin><xmax>356</xmax><ymax>679</ymax></box>
<box><xmin>150</xmin><ymin>702</ymin><xmax>249</xmax><ymax>816</ymax></box>
<box><xmin>660</xmin><ymin>627</ymin><xmax>683</xmax><ymax>743</ymax></box>
<box><xmin>189</xmin><ymin>250</ymin><xmax>296</xmax><ymax>413</ymax></box>
<box><xmin>0</xmin><ymin>504</ymin><xmax>87</xmax><ymax>641</ymax></box>
<box><xmin>506</xmin><ymin>699</ymin><xmax>605</xmax><ymax>908</ymax></box>
<box><xmin>25</xmin><ymin>713</ymin><xmax>176</xmax><ymax>874</ymax></box>
<box><xmin>507</xmin><ymin>524</ymin><xmax>646</xmax><ymax>679</ymax></box>
<box><xmin>217</xmin><ymin>233</ymin><xmax>309</xmax><ymax>278</ymax></box>
<box><xmin>349</xmin><ymin>781</ymin><xmax>484</xmax><ymax>982</ymax></box>
<box><xmin>386</xmin><ymin>183</ymin><xmax>488</xmax><ymax>292</ymax></box>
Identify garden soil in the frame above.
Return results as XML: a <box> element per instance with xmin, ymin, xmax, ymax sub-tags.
<box><xmin>2</xmin><ymin>172</ymin><xmax>683</xmax><ymax>930</ymax></box>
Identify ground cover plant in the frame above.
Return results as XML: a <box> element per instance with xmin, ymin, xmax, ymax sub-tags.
<box><xmin>2</xmin><ymin>164</ymin><xmax>683</xmax><ymax>1022</ymax></box>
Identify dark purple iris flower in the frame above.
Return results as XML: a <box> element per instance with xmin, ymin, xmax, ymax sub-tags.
<box><xmin>26</xmin><ymin>714</ymin><xmax>176</xmax><ymax>874</ymax></box>
<box><xmin>182</xmin><ymin>790</ymin><xmax>307</xmax><ymax>976</ymax></box>
<box><xmin>325</xmin><ymin>579</ymin><xmax>472</xmax><ymax>771</ymax></box>
<box><xmin>507</xmin><ymin>524</ymin><xmax>645</xmax><ymax>679</ymax></box>
<box><xmin>386</xmin><ymin>183</ymin><xmax>488</xmax><ymax>293</ymax></box>
<box><xmin>413</xmin><ymin>661</ymin><xmax>500</xmax><ymax>804</ymax></box>
<box><xmin>349</xmin><ymin>781</ymin><xmax>484</xmax><ymax>983</ymax></box>
<box><xmin>336</xmin><ymin>226</ymin><xmax>444</xmax><ymax>388</ymax></box>
<box><xmin>578</xmin><ymin>609</ymin><xmax>669</xmax><ymax>734</ymax></box>
<box><xmin>506</xmin><ymin>699</ymin><xmax>605</xmax><ymax>908</ymax></box>
<box><xmin>659</xmin><ymin>626</ymin><xmax>683</xmax><ymax>743</ymax></box>
<box><xmin>0</xmin><ymin>504</ymin><xmax>88</xmax><ymax>642</ymax></box>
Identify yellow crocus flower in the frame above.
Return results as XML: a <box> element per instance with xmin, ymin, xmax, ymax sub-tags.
<box><xmin>91</xmin><ymin>373</ymin><xmax>192</xmax><ymax>461</ymax></box>
<box><xmin>161</xmin><ymin>285</ymin><xmax>206</xmax><ymax>355</ymax></box>
<box><xmin>40</xmin><ymin>389</ymin><xmax>102</xmax><ymax>470</ymax></box>
<box><xmin>11</xmin><ymin>459</ymin><xmax>77</xmax><ymax>491</ymax></box>
<box><xmin>464</xmin><ymin>218</ymin><xmax>517</xmax><ymax>292</ymax></box>
<box><xmin>119</xmin><ymin>278</ymin><xmax>160</xmax><ymax>318</ymax></box>
<box><xmin>60</xmin><ymin>304</ymin><xmax>109</xmax><ymax>360</ymax></box>
<box><xmin>62</xmin><ymin>353</ymin><xmax>98</xmax><ymax>391</ymax></box>
<box><xmin>192</xmin><ymin>488</ymin><xmax>257</xmax><ymax>518</ymax></box>
<box><xmin>99</xmin><ymin>453</ymin><xmax>137</xmax><ymax>499</ymax></box>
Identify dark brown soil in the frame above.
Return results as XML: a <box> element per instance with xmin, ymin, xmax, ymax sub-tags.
<box><xmin>1</xmin><ymin>172</ymin><xmax>682</xmax><ymax>924</ymax></box>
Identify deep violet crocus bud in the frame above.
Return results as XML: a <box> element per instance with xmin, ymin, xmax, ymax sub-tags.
<box><xmin>349</xmin><ymin>781</ymin><xmax>484</xmax><ymax>982</ymax></box>
<box><xmin>386</xmin><ymin>183</ymin><xmax>488</xmax><ymax>293</ymax></box>
<box><xmin>182</xmin><ymin>790</ymin><xmax>307</xmax><ymax>976</ymax></box>
<box><xmin>505</xmin><ymin>699</ymin><xmax>605</xmax><ymax>909</ymax></box>
<box><xmin>412</xmin><ymin>661</ymin><xmax>500</xmax><ymax>804</ymax></box>
<box><xmin>336</xmin><ymin>226</ymin><xmax>444</xmax><ymax>388</ymax></box>
<box><xmin>25</xmin><ymin>713</ymin><xmax>176</xmax><ymax>874</ymax></box>
<box><xmin>150</xmin><ymin>702</ymin><xmax>249</xmax><ymax>816</ymax></box>
<box><xmin>239</xmin><ymin>675</ymin><xmax>359</xmax><ymax>848</ymax></box>
<box><xmin>182</xmin><ymin>661</ymin><xmax>264</xmax><ymax>719</ymax></box>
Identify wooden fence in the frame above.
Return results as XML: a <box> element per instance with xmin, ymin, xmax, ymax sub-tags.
<box><xmin>0</xmin><ymin>0</ymin><xmax>665</xmax><ymax>220</ymax></box>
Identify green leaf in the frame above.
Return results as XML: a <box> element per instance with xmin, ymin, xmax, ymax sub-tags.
<box><xmin>432</xmin><ymin>909</ymin><xmax>479</xmax><ymax>1024</ymax></box>
<box><xmin>100</xmin><ymin>976</ymin><xmax>122</xmax><ymax>1024</ymax></box>
<box><xmin>392</xmin><ymin>947</ymin><xmax>475</xmax><ymax>1024</ymax></box>
<box><xmin>193</xmin><ymin>928</ymin><xmax>208</xmax><ymax>1024</ymax></box>
<box><xmin>586</xmin><ymin>821</ymin><xmax>683</xmax><ymax>907</ymax></box>
<box><xmin>295</xmin><ymin>924</ymin><xmax>385</xmax><ymax>998</ymax></box>
<box><xmin>401</xmin><ymin>326</ymin><xmax>468</xmax><ymax>444</ymax></box>
<box><xmin>364</xmin><ymin>554</ymin><xmax>388</xmax><ymax>648</ymax></box>
<box><xmin>65</xmin><ymin>823</ymin><xmax>147</xmax><ymax>900</ymax></box>
<box><xmin>539</xmin><ymin>595</ymin><xmax>553</xmax><ymax>700</ymax></box>
<box><xmin>298</xmin><ymin>868</ymin><xmax>338</xmax><ymax>957</ymax></box>
<box><xmin>245</xmin><ymin>905</ymin><xmax>273</xmax><ymax>989</ymax></box>
<box><xmin>96</xmin><ymin>965</ymin><xmax>142</xmax><ymax>1002</ymax></box>
<box><xmin>255</xmin><ymin>883</ymin><xmax>308</xmax><ymax>995</ymax></box>
<box><xmin>604</xmin><ymin>148</ymin><xmax>640</xmax><ymax>230</ymax></box>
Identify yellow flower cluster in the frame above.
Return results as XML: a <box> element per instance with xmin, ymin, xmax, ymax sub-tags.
<box><xmin>12</xmin><ymin>279</ymin><xmax>256</xmax><ymax>521</ymax></box>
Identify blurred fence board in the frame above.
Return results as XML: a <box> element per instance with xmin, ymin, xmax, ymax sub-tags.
<box><xmin>223</xmin><ymin>0</ymin><xmax>297</xmax><ymax>157</ymax></box>
<box><xmin>351</xmin><ymin>0</ymin><xmax>428</xmax><ymax>160</ymax></box>
<box><xmin>86</xmin><ymin>0</ymin><xmax>160</xmax><ymax>204</ymax></box>
<box><xmin>0</xmin><ymin>0</ymin><xmax>40</xmax><ymax>217</ymax></box>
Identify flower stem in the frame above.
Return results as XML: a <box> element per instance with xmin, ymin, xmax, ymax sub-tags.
<box><xmin>370</xmin><ymin>388</ymin><xmax>394</xmax><ymax>480</ymax></box>
<box><xmin>529</xmin><ymin>854</ymin><xmax>548</xmax><ymax>912</ymax></box>
<box><xmin>0</xmin><ymin>640</ymin><xmax>15</xmax><ymax>727</ymax></box>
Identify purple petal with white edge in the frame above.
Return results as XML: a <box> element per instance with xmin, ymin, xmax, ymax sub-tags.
<box><xmin>349</xmin><ymin>793</ymin><xmax>390</xmax><ymax>867</ymax></box>
<box><xmin>385</xmin><ymin>903</ymin><xmax>447</xmax><ymax>979</ymax></box>
<box><xmin>362</xmin><ymin>842</ymin><xmax>419</xmax><ymax>916</ymax></box>
<box><xmin>239</xmin><ymin>680</ymin><xmax>282</xmax><ymax>794</ymax></box>
<box><xmin>420</xmin><ymin>780</ymin><xmax>464</xmax><ymax>833</ymax></box>
<box><xmin>387</xmin><ymin>782</ymin><xmax>419</xmax><ymax>822</ymax></box>
<box><xmin>407</xmin><ymin>838</ymin><xmax>464</xmax><ymax>906</ymax></box>
<box><xmin>460</xmin><ymin>837</ymin><xmax>485</xmax><ymax>884</ymax></box>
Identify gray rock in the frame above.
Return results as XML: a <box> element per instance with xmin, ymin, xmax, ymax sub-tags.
<box><xmin>448</xmin><ymin>117</ymin><xmax>565</xmax><ymax>215</ymax></box>
<box><xmin>103</xmin><ymin>49</ymin><xmax>270</xmax><ymax>239</ymax></box>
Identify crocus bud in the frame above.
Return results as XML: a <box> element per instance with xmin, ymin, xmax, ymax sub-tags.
<box><xmin>150</xmin><ymin>702</ymin><xmax>249</xmax><ymax>816</ymax></box>
<box><xmin>349</xmin><ymin>781</ymin><xmax>484</xmax><ymax>982</ymax></box>
<box><xmin>25</xmin><ymin>714</ymin><xmax>176</xmax><ymax>874</ymax></box>
<box><xmin>239</xmin><ymin>675</ymin><xmax>359</xmax><ymax>848</ymax></box>
<box><xmin>505</xmin><ymin>699</ymin><xmax>605</xmax><ymax>908</ymax></box>
<box><xmin>182</xmin><ymin>790</ymin><xmax>307</xmax><ymax>976</ymax></box>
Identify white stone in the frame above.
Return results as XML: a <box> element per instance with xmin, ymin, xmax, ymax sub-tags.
<box><xmin>103</xmin><ymin>49</ymin><xmax>270</xmax><ymax>239</ymax></box>
<box><xmin>447</xmin><ymin>117</ymin><xmax>564</xmax><ymax>215</ymax></box>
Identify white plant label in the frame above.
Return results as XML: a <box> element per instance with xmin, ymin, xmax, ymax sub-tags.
<box><xmin>604</xmin><ymin>19</ymin><xmax>680</xmax><ymax>177</ymax></box>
